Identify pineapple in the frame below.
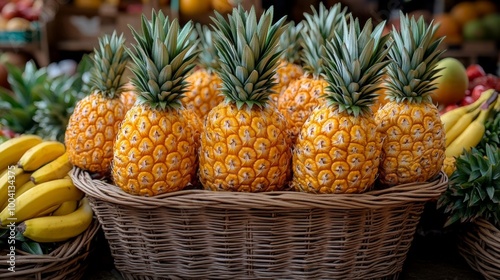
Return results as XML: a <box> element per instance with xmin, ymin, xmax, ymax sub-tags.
<box><xmin>112</xmin><ymin>11</ymin><xmax>200</xmax><ymax>196</ymax></box>
<box><xmin>198</xmin><ymin>6</ymin><xmax>291</xmax><ymax>192</ymax></box>
<box><xmin>269</xmin><ymin>21</ymin><xmax>304</xmax><ymax>104</ymax></box>
<box><xmin>0</xmin><ymin>61</ymin><xmax>48</xmax><ymax>135</ymax></box>
<box><xmin>375</xmin><ymin>14</ymin><xmax>446</xmax><ymax>186</ymax></box>
<box><xmin>292</xmin><ymin>16</ymin><xmax>390</xmax><ymax>194</ymax></box>
<box><xmin>65</xmin><ymin>32</ymin><xmax>129</xmax><ymax>175</ymax></box>
<box><xmin>182</xmin><ymin>23</ymin><xmax>224</xmax><ymax>119</ymax></box>
<box><xmin>277</xmin><ymin>3</ymin><xmax>347</xmax><ymax>143</ymax></box>
<box><xmin>34</xmin><ymin>74</ymin><xmax>84</xmax><ymax>142</ymax></box>
<box><xmin>120</xmin><ymin>82</ymin><xmax>137</xmax><ymax>111</ymax></box>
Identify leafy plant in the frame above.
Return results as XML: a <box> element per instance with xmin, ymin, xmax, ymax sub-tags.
<box><xmin>437</xmin><ymin>145</ymin><xmax>500</xmax><ymax>228</ymax></box>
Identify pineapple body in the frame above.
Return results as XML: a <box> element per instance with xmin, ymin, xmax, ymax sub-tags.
<box><xmin>375</xmin><ymin>100</ymin><xmax>445</xmax><ymax>185</ymax></box>
<box><xmin>292</xmin><ymin>106</ymin><xmax>382</xmax><ymax>193</ymax></box>
<box><xmin>199</xmin><ymin>103</ymin><xmax>291</xmax><ymax>192</ymax></box>
<box><xmin>112</xmin><ymin>104</ymin><xmax>198</xmax><ymax>196</ymax></box>
<box><xmin>278</xmin><ymin>77</ymin><xmax>327</xmax><ymax>142</ymax></box>
<box><xmin>120</xmin><ymin>82</ymin><xmax>137</xmax><ymax>111</ymax></box>
<box><xmin>66</xmin><ymin>93</ymin><xmax>126</xmax><ymax>174</ymax></box>
<box><xmin>270</xmin><ymin>61</ymin><xmax>303</xmax><ymax>104</ymax></box>
<box><xmin>183</xmin><ymin>69</ymin><xmax>223</xmax><ymax>119</ymax></box>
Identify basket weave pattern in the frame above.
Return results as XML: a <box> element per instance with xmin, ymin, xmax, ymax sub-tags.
<box><xmin>0</xmin><ymin>220</ymin><xmax>99</xmax><ymax>280</ymax></box>
<box><xmin>72</xmin><ymin>167</ymin><xmax>447</xmax><ymax>280</ymax></box>
<box><xmin>458</xmin><ymin>218</ymin><xmax>500</xmax><ymax>280</ymax></box>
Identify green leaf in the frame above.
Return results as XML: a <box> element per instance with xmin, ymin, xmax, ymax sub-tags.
<box><xmin>21</xmin><ymin>241</ymin><xmax>43</xmax><ymax>255</ymax></box>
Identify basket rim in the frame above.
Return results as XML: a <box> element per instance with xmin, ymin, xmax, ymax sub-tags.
<box><xmin>0</xmin><ymin>219</ymin><xmax>99</xmax><ymax>264</ymax></box>
<box><xmin>71</xmin><ymin>167</ymin><xmax>448</xmax><ymax>210</ymax></box>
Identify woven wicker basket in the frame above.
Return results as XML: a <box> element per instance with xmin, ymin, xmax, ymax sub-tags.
<box><xmin>71</xmin><ymin>167</ymin><xmax>447</xmax><ymax>280</ymax></box>
<box><xmin>0</xmin><ymin>219</ymin><xmax>99</xmax><ymax>279</ymax></box>
<box><xmin>458</xmin><ymin>218</ymin><xmax>500</xmax><ymax>280</ymax></box>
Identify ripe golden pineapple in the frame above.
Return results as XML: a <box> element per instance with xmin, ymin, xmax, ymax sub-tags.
<box><xmin>183</xmin><ymin>24</ymin><xmax>224</xmax><ymax>120</ymax></box>
<box><xmin>120</xmin><ymin>82</ymin><xmax>137</xmax><ymax>111</ymax></box>
<box><xmin>112</xmin><ymin>11</ymin><xmax>200</xmax><ymax>196</ymax></box>
<box><xmin>277</xmin><ymin>3</ymin><xmax>347</xmax><ymax>142</ymax></box>
<box><xmin>198</xmin><ymin>6</ymin><xmax>291</xmax><ymax>192</ymax></box>
<box><xmin>65</xmin><ymin>32</ymin><xmax>129</xmax><ymax>174</ymax></box>
<box><xmin>292</xmin><ymin>16</ymin><xmax>390</xmax><ymax>194</ymax></box>
<box><xmin>375</xmin><ymin>14</ymin><xmax>446</xmax><ymax>186</ymax></box>
<box><xmin>270</xmin><ymin>21</ymin><xmax>304</xmax><ymax>104</ymax></box>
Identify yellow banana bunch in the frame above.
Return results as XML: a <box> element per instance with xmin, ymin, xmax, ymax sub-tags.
<box><xmin>441</xmin><ymin>89</ymin><xmax>494</xmax><ymax>134</ymax></box>
<box><xmin>0</xmin><ymin>167</ymin><xmax>31</xmax><ymax>211</ymax></box>
<box><xmin>18</xmin><ymin>197</ymin><xmax>93</xmax><ymax>243</ymax></box>
<box><xmin>17</xmin><ymin>141</ymin><xmax>66</xmax><ymax>171</ymax></box>
<box><xmin>31</xmin><ymin>152</ymin><xmax>73</xmax><ymax>184</ymax></box>
<box><xmin>51</xmin><ymin>200</ymin><xmax>78</xmax><ymax>216</ymax></box>
<box><xmin>445</xmin><ymin>91</ymin><xmax>498</xmax><ymax>158</ymax></box>
<box><xmin>0</xmin><ymin>135</ymin><xmax>43</xmax><ymax>170</ymax></box>
<box><xmin>0</xmin><ymin>178</ymin><xmax>84</xmax><ymax>226</ymax></box>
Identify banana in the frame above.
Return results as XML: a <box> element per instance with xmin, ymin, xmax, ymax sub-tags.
<box><xmin>0</xmin><ymin>169</ymin><xmax>8</xmax><ymax>178</ymax></box>
<box><xmin>446</xmin><ymin>109</ymin><xmax>489</xmax><ymax>157</ymax></box>
<box><xmin>0</xmin><ymin>178</ymin><xmax>84</xmax><ymax>226</ymax></box>
<box><xmin>0</xmin><ymin>168</ymin><xmax>31</xmax><ymax>212</ymax></box>
<box><xmin>51</xmin><ymin>200</ymin><xmax>78</xmax><ymax>216</ymax></box>
<box><xmin>445</xmin><ymin>106</ymin><xmax>481</xmax><ymax>147</ymax></box>
<box><xmin>0</xmin><ymin>135</ymin><xmax>43</xmax><ymax>170</ymax></box>
<box><xmin>34</xmin><ymin>204</ymin><xmax>60</xmax><ymax>217</ymax></box>
<box><xmin>31</xmin><ymin>152</ymin><xmax>73</xmax><ymax>184</ymax></box>
<box><xmin>17</xmin><ymin>197</ymin><xmax>93</xmax><ymax>243</ymax></box>
<box><xmin>441</xmin><ymin>89</ymin><xmax>494</xmax><ymax>134</ymax></box>
<box><xmin>17</xmin><ymin>141</ymin><xmax>66</xmax><ymax>171</ymax></box>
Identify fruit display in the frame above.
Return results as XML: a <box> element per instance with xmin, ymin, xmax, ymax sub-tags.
<box><xmin>292</xmin><ymin>15</ymin><xmax>389</xmax><ymax>194</ymax></box>
<box><xmin>0</xmin><ymin>135</ymin><xmax>93</xmax><ymax>251</ymax></box>
<box><xmin>277</xmin><ymin>3</ymin><xmax>345</xmax><ymax>143</ymax></box>
<box><xmin>182</xmin><ymin>23</ymin><xmax>224</xmax><ymax>119</ymax></box>
<box><xmin>375</xmin><ymin>13</ymin><xmax>445</xmax><ymax>186</ymax></box>
<box><xmin>0</xmin><ymin>0</ymin><xmax>42</xmax><ymax>32</ymax></box>
<box><xmin>111</xmin><ymin>11</ymin><xmax>200</xmax><ymax>196</ymax></box>
<box><xmin>433</xmin><ymin>0</ymin><xmax>500</xmax><ymax>44</ymax></box>
<box><xmin>199</xmin><ymin>6</ymin><xmax>291</xmax><ymax>192</ymax></box>
<box><xmin>65</xmin><ymin>32</ymin><xmax>129</xmax><ymax>175</ymax></box>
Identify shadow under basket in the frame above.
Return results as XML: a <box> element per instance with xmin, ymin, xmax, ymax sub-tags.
<box><xmin>458</xmin><ymin>218</ymin><xmax>500</xmax><ymax>280</ymax></box>
<box><xmin>0</xmin><ymin>219</ymin><xmax>99</xmax><ymax>279</ymax></box>
<box><xmin>71</xmin><ymin>168</ymin><xmax>448</xmax><ymax>280</ymax></box>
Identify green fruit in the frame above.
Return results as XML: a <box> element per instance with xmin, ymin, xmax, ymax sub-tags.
<box><xmin>482</xmin><ymin>13</ymin><xmax>500</xmax><ymax>42</ymax></box>
<box><xmin>463</xmin><ymin>19</ymin><xmax>488</xmax><ymax>41</ymax></box>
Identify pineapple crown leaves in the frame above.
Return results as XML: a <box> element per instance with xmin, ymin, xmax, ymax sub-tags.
<box><xmin>322</xmin><ymin>15</ymin><xmax>391</xmax><ymax>117</ymax></box>
<box><xmin>195</xmin><ymin>23</ymin><xmax>220</xmax><ymax>72</ymax></box>
<box><xmin>437</xmin><ymin>145</ymin><xmax>500</xmax><ymax>228</ymax></box>
<box><xmin>300</xmin><ymin>2</ymin><xmax>348</xmax><ymax>78</ymax></box>
<box><xmin>128</xmin><ymin>10</ymin><xmax>200</xmax><ymax>111</ymax></box>
<box><xmin>278</xmin><ymin>20</ymin><xmax>304</xmax><ymax>64</ymax></box>
<box><xmin>385</xmin><ymin>12</ymin><xmax>445</xmax><ymax>103</ymax></box>
<box><xmin>210</xmin><ymin>6</ymin><xmax>287</xmax><ymax>109</ymax></box>
<box><xmin>0</xmin><ymin>61</ymin><xmax>48</xmax><ymax>134</ymax></box>
<box><xmin>89</xmin><ymin>31</ymin><xmax>130</xmax><ymax>99</ymax></box>
<box><xmin>33</xmin><ymin>75</ymin><xmax>81</xmax><ymax>142</ymax></box>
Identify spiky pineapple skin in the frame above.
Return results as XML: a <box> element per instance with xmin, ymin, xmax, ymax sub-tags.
<box><xmin>199</xmin><ymin>103</ymin><xmax>291</xmax><ymax>192</ymax></box>
<box><xmin>375</xmin><ymin>100</ymin><xmax>445</xmax><ymax>186</ymax></box>
<box><xmin>277</xmin><ymin>77</ymin><xmax>327</xmax><ymax>142</ymax></box>
<box><xmin>120</xmin><ymin>82</ymin><xmax>137</xmax><ymax>111</ymax></box>
<box><xmin>112</xmin><ymin>104</ymin><xmax>198</xmax><ymax>196</ymax></box>
<box><xmin>292</xmin><ymin>106</ymin><xmax>382</xmax><ymax>194</ymax></box>
<box><xmin>270</xmin><ymin>61</ymin><xmax>304</xmax><ymax>104</ymax></box>
<box><xmin>183</xmin><ymin>69</ymin><xmax>223</xmax><ymax>119</ymax></box>
<box><xmin>65</xmin><ymin>93</ymin><xmax>126</xmax><ymax>174</ymax></box>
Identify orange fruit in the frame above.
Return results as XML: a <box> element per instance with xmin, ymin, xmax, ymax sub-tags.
<box><xmin>433</xmin><ymin>13</ymin><xmax>462</xmax><ymax>44</ymax></box>
<box><xmin>474</xmin><ymin>0</ymin><xmax>497</xmax><ymax>17</ymax></box>
<box><xmin>450</xmin><ymin>1</ymin><xmax>480</xmax><ymax>27</ymax></box>
<box><xmin>211</xmin><ymin>0</ymin><xmax>234</xmax><ymax>14</ymax></box>
<box><xmin>180</xmin><ymin>0</ymin><xmax>211</xmax><ymax>17</ymax></box>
